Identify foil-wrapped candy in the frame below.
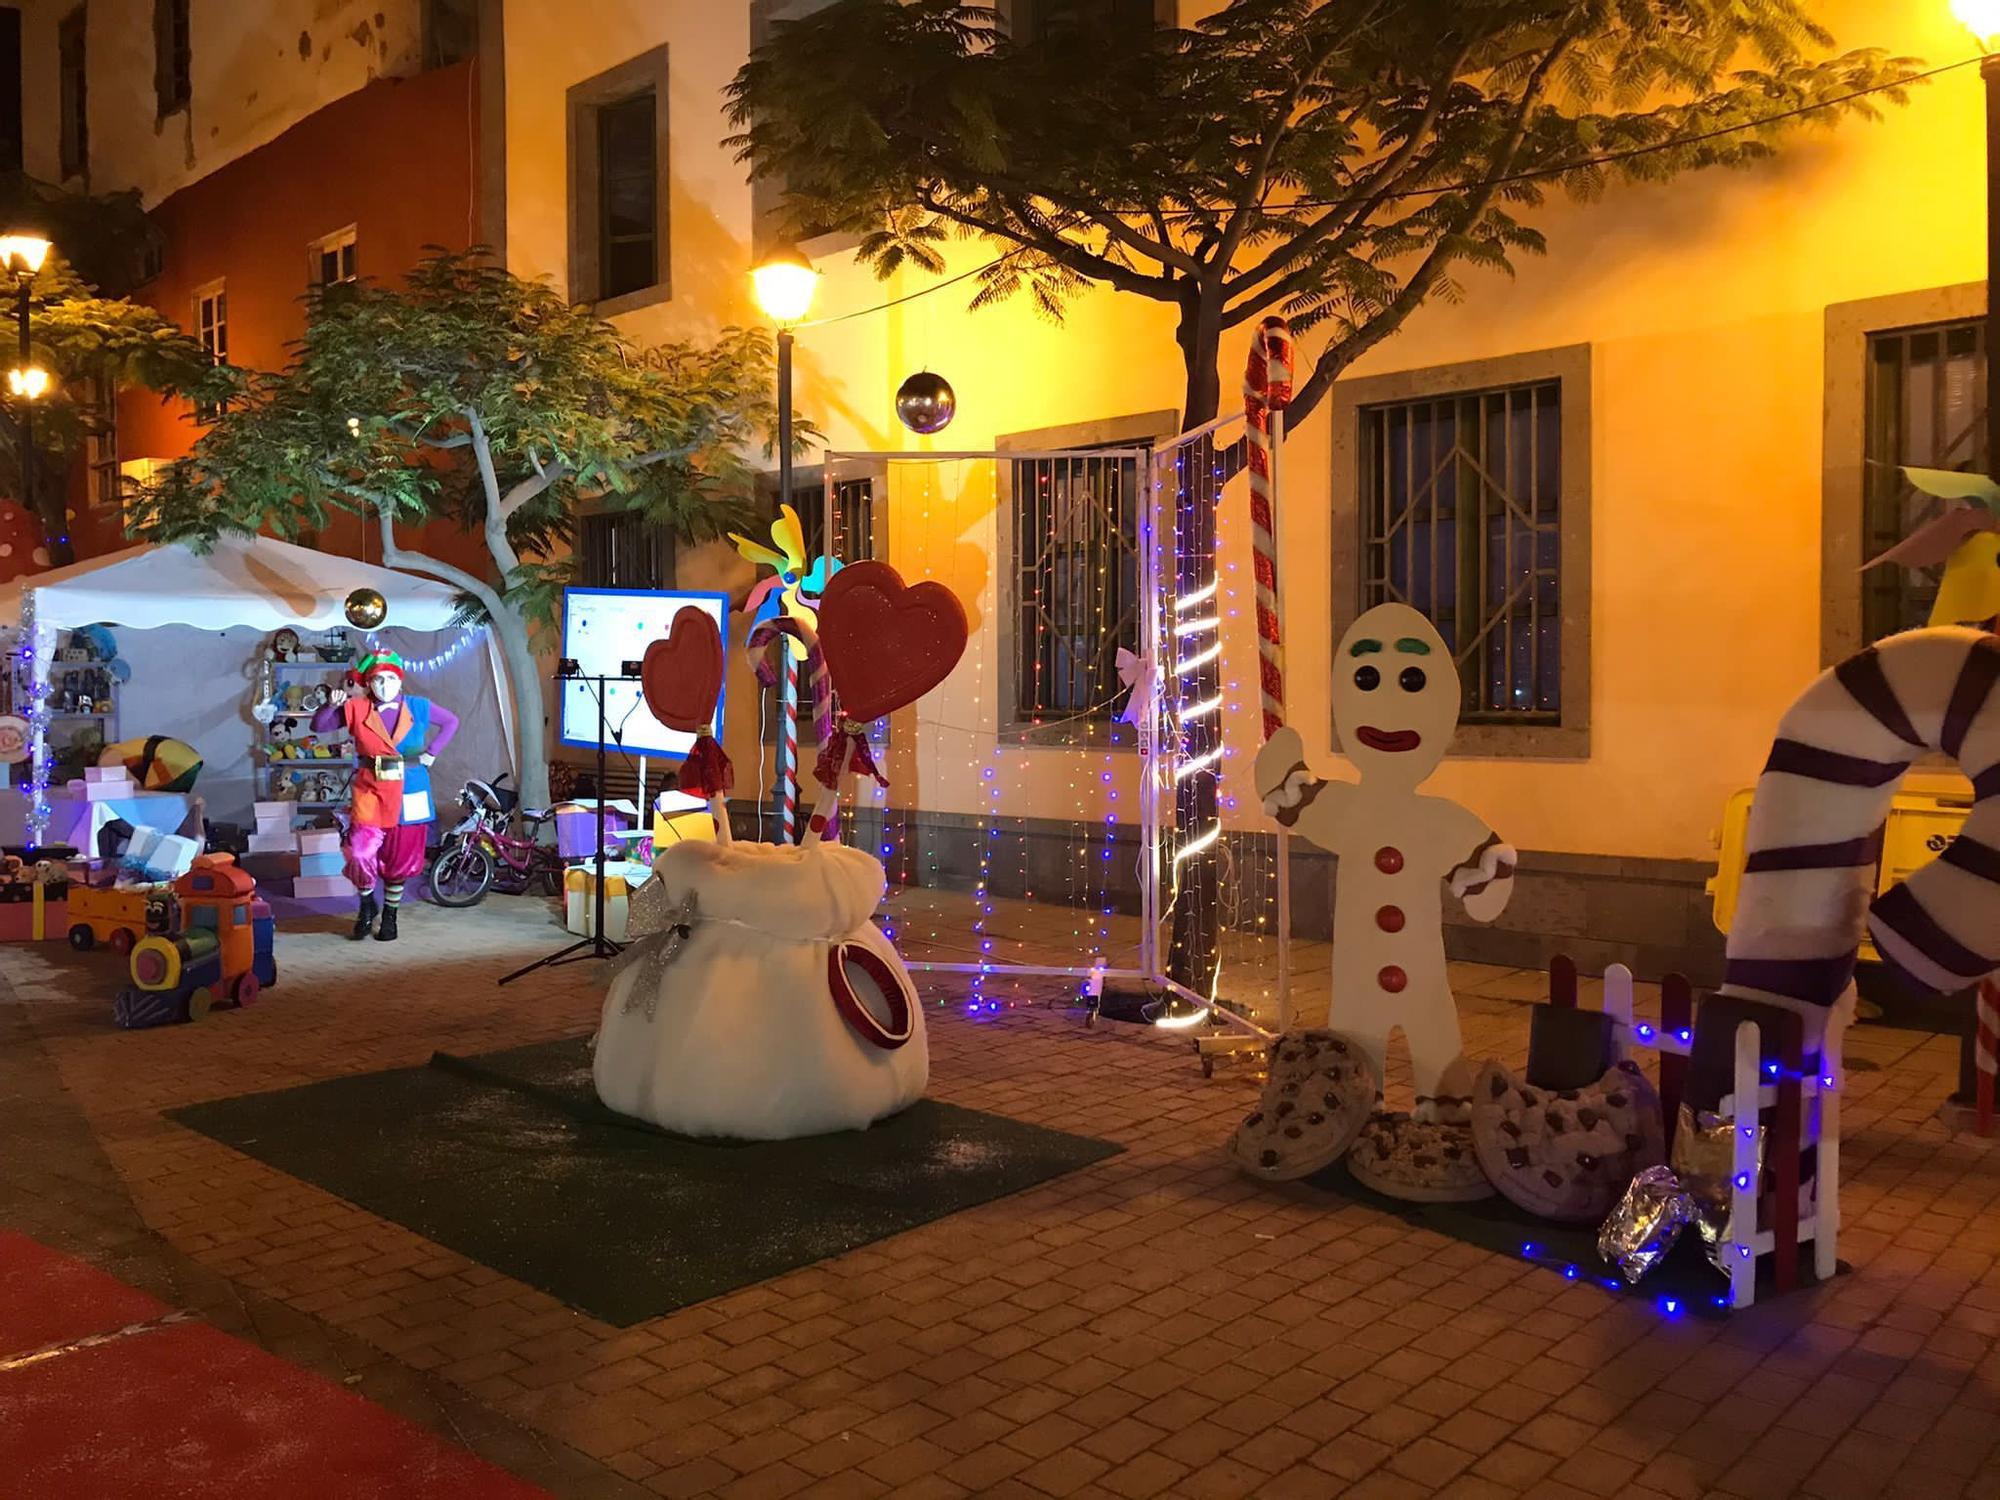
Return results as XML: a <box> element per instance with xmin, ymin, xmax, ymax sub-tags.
<box><xmin>1671</xmin><ymin>1103</ymin><xmax>1765</xmax><ymax>1272</ymax></box>
<box><xmin>1597</xmin><ymin>1164</ymin><xmax>1695</xmax><ymax>1285</ymax></box>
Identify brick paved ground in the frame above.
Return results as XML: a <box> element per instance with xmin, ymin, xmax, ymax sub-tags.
<box><xmin>3</xmin><ymin>889</ymin><xmax>1999</xmax><ymax>1499</ymax></box>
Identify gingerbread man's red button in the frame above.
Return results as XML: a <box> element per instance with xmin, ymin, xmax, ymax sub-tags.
<box><xmin>1374</xmin><ymin>846</ymin><xmax>1403</xmax><ymax>874</ymax></box>
<box><xmin>1376</xmin><ymin>905</ymin><xmax>1404</xmax><ymax>933</ymax></box>
<box><xmin>1377</xmin><ymin>965</ymin><xmax>1407</xmax><ymax>993</ymax></box>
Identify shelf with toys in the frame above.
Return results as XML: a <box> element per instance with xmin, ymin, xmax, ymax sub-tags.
<box><xmin>250</xmin><ymin>627</ymin><xmax>361</xmax><ymax>819</ymax></box>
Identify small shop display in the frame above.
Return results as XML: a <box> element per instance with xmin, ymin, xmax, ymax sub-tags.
<box><xmin>255</xmin><ymin>628</ymin><xmax>360</xmax><ymax>812</ymax></box>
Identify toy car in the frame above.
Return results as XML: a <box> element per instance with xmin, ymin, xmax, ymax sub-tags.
<box><xmin>68</xmin><ymin>883</ymin><xmax>171</xmax><ymax>954</ymax></box>
<box><xmin>112</xmin><ymin>855</ymin><xmax>277</xmax><ymax>1029</ymax></box>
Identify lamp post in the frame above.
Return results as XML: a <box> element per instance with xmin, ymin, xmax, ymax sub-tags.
<box><xmin>1956</xmin><ymin>1</ymin><xmax>2000</xmax><ymax>465</ymax></box>
<box><xmin>0</xmin><ymin>232</ymin><xmax>53</xmax><ymax>565</ymax></box>
<box><xmin>750</xmin><ymin>243</ymin><xmax>819</xmax><ymax>839</ymax></box>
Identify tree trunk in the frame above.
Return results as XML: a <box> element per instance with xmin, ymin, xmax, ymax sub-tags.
<box><xmin>487</xmin><ymin>602</ymin><xmax>552</xmax><ymax>814</ymax></box>
<box><xmin>1165</xmin><ymin>300</ymin><xmax>1225</xmax><ymax>996</ymax></box>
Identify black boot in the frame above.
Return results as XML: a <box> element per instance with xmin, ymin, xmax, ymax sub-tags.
<box><xmin>375</xmin><ymin>905</ymin><xmax>399</xmax><ymax>943</ymax></box>
<box><xmin>351</xmin><ymin>894</ymin><xmax>377</xmax><ymax>940</ymax></box>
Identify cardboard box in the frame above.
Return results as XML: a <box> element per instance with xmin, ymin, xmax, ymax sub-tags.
<box><xmin>253</xmin><ymin>801</ymin><xmax>293</xmax><ymax>823</ymax></box>
<box><xmin>245</xmin><ymin>833</ymin><xmax>296</xmax><ymax>856</ymax></box>
<box><xmin>297</xmin><ymin>850</ymin><xmax>345</xmax><ymax>879</ymax></box>
<box><xmin>84</xmin><ymin>777</ymin><xmax>135</xmax><ymax>802</ymax></box>
<box><xmin>85</xmin><ymin>766</ymin><xmax>129</xmax><ymax>785</ymax></box>
<box><xmin>293</xmin><ymin>874</ymin><xmax>357</xmax><ymax>900</ymax></box>
<box><xmin>296</xmin><ymin>829</ymin><xmax>341</xmax><ymax>857</ymax></box>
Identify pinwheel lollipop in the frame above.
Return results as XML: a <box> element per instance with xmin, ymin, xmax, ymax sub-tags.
<box><xmin>730</xmin><ymin>504</ymin><xmax>844</xmax><ymax>841</ymax></box>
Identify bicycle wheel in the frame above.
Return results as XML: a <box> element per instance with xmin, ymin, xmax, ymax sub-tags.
<box><xmin>429</xmin><ymin>843</ymin><xmax>495</xmax><ymax>908</ymax></box>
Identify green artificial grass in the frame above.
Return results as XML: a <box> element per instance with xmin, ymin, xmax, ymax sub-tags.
<box><xmin>169</xmin><ymin>1037</ymin><xmax>1121</xmax><ymax>1326</ymax></box>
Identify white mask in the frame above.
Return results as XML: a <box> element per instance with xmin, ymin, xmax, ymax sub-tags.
<box><xmin>366</xmin><ymin>671</ymin><xmax>402</xmax><ymax>704</ymax></box>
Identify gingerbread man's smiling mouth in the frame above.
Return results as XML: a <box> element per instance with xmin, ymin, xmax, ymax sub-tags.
<box><xmin>1356</xmin><ymin>726</ymin><xmax>1422</xmax><ymax>752</ymax></box>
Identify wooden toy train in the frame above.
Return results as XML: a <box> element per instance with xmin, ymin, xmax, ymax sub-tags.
<box><xmin>112</xmin><ymin>855</ymin><xmax>277</xmax><ymax>1029</ymax></box>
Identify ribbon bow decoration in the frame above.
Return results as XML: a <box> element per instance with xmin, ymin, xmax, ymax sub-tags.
<box><xmin>1115</xmin><ymin>647</ymin><xmax>1157</xmax><ymax>729</ymax></box>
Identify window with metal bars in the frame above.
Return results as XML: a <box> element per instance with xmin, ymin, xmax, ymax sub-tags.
<box><xmin>309</xmin><ymin>227</ymin><xmax>358</xmax><ymax>288</ymax></box>
<box><xmin>1862</xmin><ymin>319</ymin><xmax>1988</xmax><ymax>642</ymax></box>
<box><xmin>577</xmin><ymin>511</ymin><xmax>671</xmax><ymax>590</ymax></box>
<box><xmin>85</xmin><ymin>374</ymin><xmax>120</xmax><ymax>512</ymax></box>
<box><xmin>1361</xmin><ymin>381</ymin><xmax>1563</xmax><ymax>723</ymax></box>
<box><xmin>1010</xmin><ymin>451</ymin><xmax>1141</xmax><ymax>727</ymax></box>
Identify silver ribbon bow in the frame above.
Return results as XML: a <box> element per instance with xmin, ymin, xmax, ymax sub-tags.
<box><xmin>617</xmin><ymin>885</ymin><xmax>701</xmax><ymax>1021</ymax></box>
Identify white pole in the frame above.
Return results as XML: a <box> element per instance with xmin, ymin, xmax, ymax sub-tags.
<box><xmin>1729</xmin><ymin>1020</ymin><xmax>1761</xmax><ymax>1309</ymax></box>
<box><xmin>1139</xmin><ymin>448</ymin><xmax>1166</xmax><ymax>983</ymax></box>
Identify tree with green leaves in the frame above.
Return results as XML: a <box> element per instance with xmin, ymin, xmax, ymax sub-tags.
<box><xmin>133</xmin><ymin>250</ymin><xmax>789</xmax><ymax>810</ymax></box>
<box><xmin>0</xmin><ymin>174</ymin><xmax>226</xmax><ymax>565</ymax></box>
<box><xmin>732</xmin><ymin>0</ymin><xmax>1919</xmax><ymax>993</ymax></box>
<box><xmin>732</xmin><ymin>0</ymin><xmax>1916</xmax><ymax>428</ymax></box>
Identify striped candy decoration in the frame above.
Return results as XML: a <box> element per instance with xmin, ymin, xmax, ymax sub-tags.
<box><xmin>1724</xmin><ymin>627</ymin><xmax>2000</xmax><ymax>1014</ymax></box>
<box><xmin>1979</xmin><ymin>978</ymin><xmax>1999</xmax><ymax>1134</ymax></box>
<box><xmin>781</xmin><ymin>654</ymin><xmax>800</xmax><ymax>842</ymax></box>
<box><xmin>747</xmin><ymin>616</ymin><xmax>834</xmax><ymax>840</ymax></box>
<box><xmin>1244</xmin><ymin>315</ymin><xmax>1294</xmax><ymax>742</ymax></box>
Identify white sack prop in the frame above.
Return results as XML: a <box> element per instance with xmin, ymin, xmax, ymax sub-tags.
<box><xmin>594</xmin><ymin>838</ymin><xmax>928</xmax><ymax>1140</ymax></box>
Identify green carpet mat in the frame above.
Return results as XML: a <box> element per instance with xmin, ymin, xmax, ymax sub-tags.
<box><xmin>1301</xmin><ymin>1158</ymin><xmax>1832</xmax><ymax>1316</ymax></box>
<box><xmin>168</xmin><ymin>1037</ymin><xmax>1122</xmax><ymax>1327</ymax></box>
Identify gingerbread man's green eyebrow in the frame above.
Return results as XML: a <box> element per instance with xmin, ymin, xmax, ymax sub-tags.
<box><xmin>1393</xmin><ymin>638</ymin><xmax>1431</xmax><ymax>655</ymax></box>
<box><xmin>1348</xmin><ymin>639</ymin><xmax>1383</xmax><ymax>656</ymax></box>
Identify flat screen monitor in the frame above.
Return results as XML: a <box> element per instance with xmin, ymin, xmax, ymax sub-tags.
<box><xmin>558</xmin><ymin>590</ymin><xmax>729</xmax><ymax>781</ymax></box>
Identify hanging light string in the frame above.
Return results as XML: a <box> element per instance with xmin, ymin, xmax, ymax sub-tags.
<box><xmin>362</xmin><ymin>624</ymin><xmax>488</xmax><ymax>673</ymax></box>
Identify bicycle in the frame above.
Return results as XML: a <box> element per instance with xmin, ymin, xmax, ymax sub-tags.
<box><xmin>428</xmin><ymin>774</ymin><xmax>567</xmax><ymax>908</ymax></box>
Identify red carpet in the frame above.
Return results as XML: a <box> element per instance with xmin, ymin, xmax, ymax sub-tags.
<box><xmin>0</xmin><ymin>1232</ymin><xmax>552</xmax><ymax>1499</ymax></box>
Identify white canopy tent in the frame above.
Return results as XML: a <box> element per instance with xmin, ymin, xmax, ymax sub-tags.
<box><xmin>0</xmin><ymin>535</ymin><xmax>519</xmax><ymax>839</ymax></box>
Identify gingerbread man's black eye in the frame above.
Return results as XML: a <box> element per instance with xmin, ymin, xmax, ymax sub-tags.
<box><xmin>1399</xmin><ymin>666</ymin><xmax>1427</xmax><ymax>692</ymax></box>
<box><xmin>1353</xmin><ymin>665</ymin><xmax>1379</xmax><ymax>691</ymax></box>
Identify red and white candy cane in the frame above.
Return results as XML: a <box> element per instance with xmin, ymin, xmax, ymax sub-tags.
<box><xmin>747</xmin><ymin>617</ymin><xmax>830</xmax><ymax>843</ymax></box>
<box><xmin>1244</xmin><ymin>315</ymin><xmax>1294</xmax><ymax>742</ymax></box>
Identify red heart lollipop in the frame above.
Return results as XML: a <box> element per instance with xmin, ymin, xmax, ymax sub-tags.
<box><xmin>816</xmin><ymin>560</ymin><xmax>968</xmax><ymax>722</ymax></box>
<box><xmin>641</xmin><ymin>606</ymin><xmax>725</xmax><ymax>733</ymax></box>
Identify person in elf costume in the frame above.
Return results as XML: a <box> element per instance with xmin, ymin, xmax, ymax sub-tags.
<box><xmin>311</xmin><ymin>649</ymin><xmax>459</xmax><ymax>941</ymax></box>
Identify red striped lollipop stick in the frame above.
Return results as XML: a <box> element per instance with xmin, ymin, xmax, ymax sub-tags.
<box><xmin>1244</xmin><ymin>315</ymin><xmax>1294</xmax><ymax>742</ymax></box>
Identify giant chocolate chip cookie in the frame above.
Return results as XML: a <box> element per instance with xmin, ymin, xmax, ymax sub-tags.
<box><xmin>1346</xmin><ymin>1111</ymin><xmax>1494</xmax><ymax>1202</ymax></box>
<box><xmin>1470</xmin><ymin>1058</ymin><xmax>1666</xmax><ymax>1223</ymax></box>
<box><xmin>1228</xmin><ymin>1029</ymin><xmax>1379</xmax><ymax>1182</ymax></box>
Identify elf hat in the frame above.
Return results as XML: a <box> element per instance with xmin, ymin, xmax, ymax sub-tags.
<box><xmin>352</xmin><ymin>650</ymin><xmax>406</xmax><ymax>684</ymax></box>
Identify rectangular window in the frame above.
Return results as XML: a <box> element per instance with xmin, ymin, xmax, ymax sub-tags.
<box><xmin>1013</xmin><ymin>0</ymin><xmax>1157</xmax><ymax>41</ymax></box>
<box><xmin>1360</xmin><ymin>380</ymin><xmax>1563</xmax><ymax>724</ymax></box>
<box><xmin>153</xmin><ymin>0</ymin><xmax>189</xmax><ymax>117</ymax></box>
<box><xmin>0</xmin><ymin>8</ymin><xmax>23</xmax><ymax>176</ymax></box>
<box><xmin>1862</xmin><ymin>319</ymin><xmax>1987</xmax><ymax>642</ymax></box>
<box><xmin>308</xmin><ymin>226</ymin><xmax>358</xmax><ymax>288</ymax></box>
<box><xmin>757</xmin><ymin>475</ymin><xmax>874</xmax><ymax>744</ymax></box>
<box><xmin>192</xmin><ymin>280</ymin><xmax>225</xmax><ymax>421</ymax></box>
<box><xmin>86</xmin><ymin>374</ymin><xmax>119</xmax><ymax>511</ymax></box>
<box><xmin>566</xmin><ymin>47</ymin><xmax>669</xmax><ymax>312</ymax></box>
<box><xmin>577</xmin><ymin>512</ymin><xmax>670</xmax><ymax>590</ymax></box>
<box><xmin>58</xmin><ymin>6</ymin><xmax>85</xmax><ymax>181</ymax></box>
<box><xmin>596</xmin><ymin>93</ymin><xmax>656</xmax><ymax>301</ymax></box>
<box><xmin>1011</xmin><ymin>450</ymin><xmax>1141</xmax><ymax>725</ymax></box>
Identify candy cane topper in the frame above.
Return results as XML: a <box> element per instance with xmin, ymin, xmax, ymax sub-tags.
<box><xmin>1245</xmin><ymin>315</ymin><xmax>1294</xmax><ymax>742</ymax></box>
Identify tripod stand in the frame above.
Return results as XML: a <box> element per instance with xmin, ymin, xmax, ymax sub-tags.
<box><xmin>499</xmin><ymin>667</ymin><xmax>631</xmax><ymax>986</ymax></box>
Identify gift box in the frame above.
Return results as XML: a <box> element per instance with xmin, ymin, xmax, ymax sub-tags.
<box><xmin>293</xmin><ymin>874</ymin><xmax>357</xmax><ymax>900</ymax></box>
<box><xmin>119</xmin><ymin>827</ymin><xmax>199</xmax><ymax>884</ymax></box>
<box><xmin>0</xmin><ymin>893</ymin><xmax>68</xmax><ymax>941</ymax></box>
<box><xmin>297</xmin><ymin>850</ymin><xmax>346</xmax><ymax>879</ymax></box>
<box><xmin>85</xmin><ymin>766</ymin><xmax>128</xmax><ymax>785</ymax></box>
<box><xmin>563</xmin><ymin>862</ymin><xmax>650</xmax><ymax>941</ymax></box>
<box><xmin>84</xmin><ymin>776</ymin><xmax>136</xmax><ymax>802</ymax></box>
<box><xmin>296</xmin><ymin>828</ymin><xmax>341</xmax><ymax>857</ymax></box>
<box><xmin>555</xmin><ymin>800</ymin><xmax>638</xmax><ymax>860</ymax></box>
<box><xmin>653</xmin><ymin>807</ymin><xmax>717</xmax><ymax>849</ymax></box>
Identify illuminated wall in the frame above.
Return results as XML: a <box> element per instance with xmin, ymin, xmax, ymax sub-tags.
<box><xmin>500</xmin><ymin>0</ymin><xmax>1987</xmax><ymax>864</ymax></box>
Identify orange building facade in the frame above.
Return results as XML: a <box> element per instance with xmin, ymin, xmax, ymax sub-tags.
<box><xmin>71</xmin><ymin>58</ymin><xmax>488</xmax><ymax>571</ymax></box>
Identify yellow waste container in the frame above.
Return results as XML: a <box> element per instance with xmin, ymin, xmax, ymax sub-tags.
<box><xmin>1708</xmin><ymin>783</ymin><xmax>1976</xmax><ymax>962</ymax></box>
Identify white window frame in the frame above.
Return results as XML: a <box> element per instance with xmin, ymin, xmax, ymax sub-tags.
<box><xmin>191</xmin><ymin>278</ymin><xmax>225</xmax><ymax>422</ymax></box>
<box><xmin>308</xmin><ymin>225</ymin><xmax>358</xmax><ymax>288</ymax></box>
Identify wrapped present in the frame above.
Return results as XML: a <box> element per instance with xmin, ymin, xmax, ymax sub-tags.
<box><xmin>653</xmin><ymin>806</ymin><xmax>717</xmax><ymax>849</ymax></box>
<box><xmin>0</xmin><ymin>892</ymin><xmax>68</xmax><ymax>941</ymax></box>
<box><xmin>564</xmin><ymin>860</ymin><xmax>652</xmax><ymax>941</ymax></box>
<box><xmin>555</xmin><ymin>800</ymin><xmax>638</xmax><ymax>860</ymax></box>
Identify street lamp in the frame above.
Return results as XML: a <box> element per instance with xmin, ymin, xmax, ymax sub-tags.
<box><xmin>751</xmin><ymin>243</ymin><xmax>819</xmax><ymax>532</ymax></box>
<box><xmin>0</xmin><ymin>229</ymin><xmax>54</xmax><ymax>565</ymax></box>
